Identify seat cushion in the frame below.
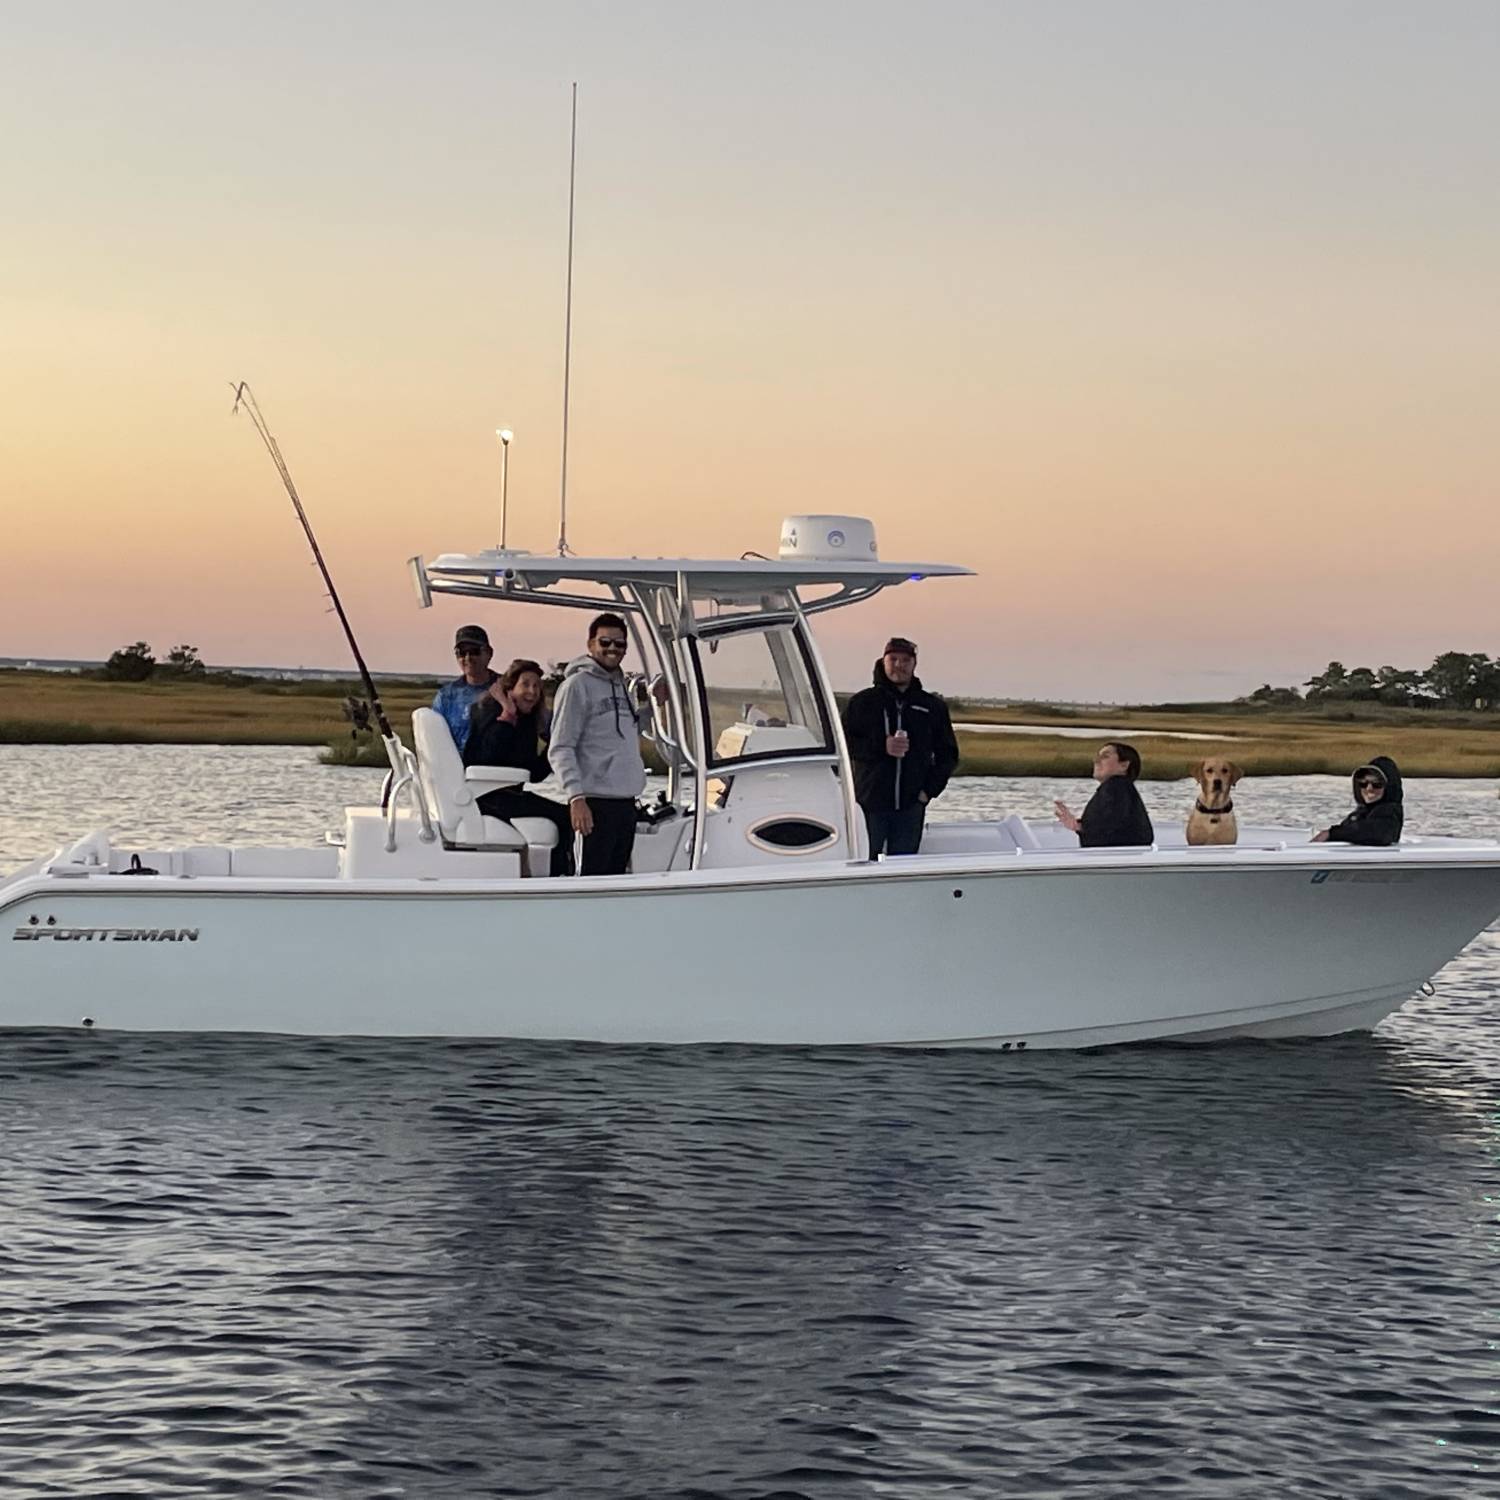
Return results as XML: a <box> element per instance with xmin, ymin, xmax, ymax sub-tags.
<box><xmin>509</xmin><ymin>816</ymin><xmax>562</xmax><ymax>849</ymax></box>
<box><xmin>476</xmin><ymin>816</ymin><xmax>527</xmax><ymax>849</ymax></box>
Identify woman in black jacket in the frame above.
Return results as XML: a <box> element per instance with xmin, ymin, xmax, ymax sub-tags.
<box><xmin>1311</xmin><ymin>756</ymin><xmax>1404</xmax><ymax>846</ymax></box>
<box><xmin>463</xmin><ymin>658</ymin><xmax>573</xmax><ymax>873</ymax></box>
<box><xmin>1054</xmin><ymin>742</ymin><xmax>1155</xmax><ymax>848</ymax></box>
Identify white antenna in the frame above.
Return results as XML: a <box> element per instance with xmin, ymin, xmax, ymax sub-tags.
<box><xmin>496</xmin><ymin>427</ymin><xmax>513</xmax><ymax>549</ymax></box>
<box><xmin>557</xmin><ymin>81</ymin><xmax>578</xmax><ymax>556</ymax></box>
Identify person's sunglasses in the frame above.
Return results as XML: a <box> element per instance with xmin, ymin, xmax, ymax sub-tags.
<box><xmin>595</xmin><ymin>638</ymin><xmax>627</xmax><ymax>651</ymax></box>
<box><xmin>455</xmin><ymin>645</ymin><xmax>486</xmax><ymax>658</ymax></box>
<box><xmin>1356</xmin><ymin>777</ymin><xmax>1384</xmax><ymax>791</ymax></box>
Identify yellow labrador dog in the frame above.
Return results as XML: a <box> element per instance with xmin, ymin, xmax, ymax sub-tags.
<box><xmin>1186</xmin><ymin>758</ymin><xmax>1242</xmax><ymax>845</ymax></box>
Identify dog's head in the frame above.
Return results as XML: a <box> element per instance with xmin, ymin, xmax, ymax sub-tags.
<box><xmin>1190</xmin><ymin>757</ymin><xmax>1242</xmax><ymax>806</ymax></box>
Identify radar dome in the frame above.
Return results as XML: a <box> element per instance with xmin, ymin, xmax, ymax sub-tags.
<box><xmin>778</xmin><ymin>515</ymin><xmax>879</xmax><ymax>562</ymax></box>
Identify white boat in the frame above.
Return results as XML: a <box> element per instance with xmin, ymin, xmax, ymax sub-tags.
<box><xmin>4</xmin><ymin>513</ymin><xmax>1499</xmax><ymax>1047</ymax></box>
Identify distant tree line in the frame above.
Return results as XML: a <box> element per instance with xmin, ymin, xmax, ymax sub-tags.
<box><xmin>89</xmin><ymin>642</ymin><xmax>444</xmax><ymax>694</ymax></box>
<box><xmin>101</xmin><ymin>642</ymin><xmax>206</xmax><ymax>682</ymax></box>
<box><xmin>1244</xmin><ymin>652</ymin><xmax>1500</xmax><ymax>710</ymax></box>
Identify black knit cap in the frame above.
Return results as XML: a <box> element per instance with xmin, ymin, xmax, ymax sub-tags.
<box><xmin>883</xmin><ymin>637</ymin><xmax>918</xmax><ymax>658</ymax></box>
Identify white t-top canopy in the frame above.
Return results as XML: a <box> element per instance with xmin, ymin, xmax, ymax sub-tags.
<box><xmin>417</xmin><ymin>515</ymin><xmax>972</xmax><ymax>614</ymax></box>
<box><xmin>424</xmin><ymin>551</ymin><xmax>974</xmax><ymax>592</ymax></box>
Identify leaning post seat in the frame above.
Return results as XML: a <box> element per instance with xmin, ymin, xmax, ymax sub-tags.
<box><xmin>409</xmin><ymin>708</ymin><xmax>560</xmax><ymax>875</ymax></box>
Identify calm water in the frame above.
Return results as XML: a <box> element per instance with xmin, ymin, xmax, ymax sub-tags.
<box><xmin>2</xmin><ymin>746</ymin><xmax>1498</xmax><ymax>1497</ymax></box>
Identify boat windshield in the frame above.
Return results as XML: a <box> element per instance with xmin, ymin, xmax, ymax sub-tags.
<box><xmin>693</xmin><ymin>621</ymin><xmax>832</xmax><ymax>766</ymax></box>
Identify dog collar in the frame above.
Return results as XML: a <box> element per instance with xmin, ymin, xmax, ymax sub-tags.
<box><xmin>1195</xmin><ymin>799</ymin><xmax>1234</xmax><ymax>817</ymax></box>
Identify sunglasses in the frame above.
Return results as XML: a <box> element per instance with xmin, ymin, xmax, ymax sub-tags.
<box><xmin>1356</xmin><ymin>777</ymin><xmax>1384</xmax><ymax>791</ymax></box>
<box><xmin>455</xmin><ymin>645</ymin><xmax>487</xmax><ymax>658</ymax></box>
<box><xmin>594</xmin><ymin>638</ymin><xmax>628</xmax><ymax>651</ymax></box>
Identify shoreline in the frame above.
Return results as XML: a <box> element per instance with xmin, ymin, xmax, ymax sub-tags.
<box><xmin>3</xmin><ymin>673</ymin><xmax>1499</xmax><ymax>780</ymax></box>
<box><xmin>3</xmin><ymin>734</ymin><xmax>1497</xmax><ymax>781</ymax></box>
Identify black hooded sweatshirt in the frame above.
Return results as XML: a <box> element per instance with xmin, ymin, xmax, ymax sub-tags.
<box><xmin>1324</xmin><ymin>755</ymin><xmax>1404</xmax><ymax>846</ymax></box>
<box><xmin>463</xmin><ymin>694</ymin><xmax>552</xmax><ymax>784</ymax></box>
<box><xmin>1078</xmin><ymin>775</ymin><xmax>1155</xmax><ymax>848</ymax></box>
<box><xmin>842</xmin><ymin>662</ymin><xmax>960</xmax><ymax>812</ymax></box>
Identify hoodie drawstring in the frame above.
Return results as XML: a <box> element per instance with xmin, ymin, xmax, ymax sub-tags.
<box><xmin>885</xmin><ymin>699</ymin><xmax>905</xmax><ymax>810</ymax></box>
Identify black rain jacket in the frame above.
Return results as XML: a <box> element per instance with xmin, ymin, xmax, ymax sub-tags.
<box><xmin>842</xmin><ymin>663</ymin><xmax>960</xmax><ymax>812</ymax></box>
<box><xmin>1324</xmin><ymin>755</ymin><xmax>1404</xmax><ymax>846</ymax></box>
<box><xmin>1078</xmin><ymin>775</ymin><xmax>1155</xmax><ymax>848</ymax></box>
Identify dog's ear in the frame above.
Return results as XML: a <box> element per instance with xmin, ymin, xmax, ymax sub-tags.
<box><xmin>1188</xmin><ymin>759</ymin><xmax>1205</xmax><ymax>784</ymax></box>
<box><xmin>1228</xmin><ymin>762</ymin><xmax>1243</xmax><ymax>786</ymax></box>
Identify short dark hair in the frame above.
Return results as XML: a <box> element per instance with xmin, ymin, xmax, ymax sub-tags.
<box><xmin>1107</xmin><ymin>741</ymin><xmax>1142</xmax><ymax>781</ymax></box>
<box><xmin>589</xmin><ymin>612</ymin><xmax>628</xmax><ymax>641</ymax></box>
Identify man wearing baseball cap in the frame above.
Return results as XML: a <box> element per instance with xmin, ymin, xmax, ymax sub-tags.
<box><xmin>431</xmin><ymin>624</ymin><xmax>498</xmax><ymax>752</ymax></box>
<box><xmin>841</xmin><ymin>636</ymin><xmax>959</xmax><ymax>856</ymax></box>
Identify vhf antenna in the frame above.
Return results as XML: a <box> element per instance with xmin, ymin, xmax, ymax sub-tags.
<box><xmin>557</xmin><ymin>81</ymin><xmax>578</xmax><ymax>557</ymax></box>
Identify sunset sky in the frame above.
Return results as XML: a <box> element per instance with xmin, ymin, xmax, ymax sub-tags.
<box><xmin>3</xmin><ymin>2</ymin><xmax>1497</xmax><ymax>700</ymax></box>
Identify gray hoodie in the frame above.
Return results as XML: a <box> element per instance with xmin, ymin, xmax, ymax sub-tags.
<box><xmin>547</xmin><ymin>654</ymin><xmax>649</xmax><ymax>800</ymax></box>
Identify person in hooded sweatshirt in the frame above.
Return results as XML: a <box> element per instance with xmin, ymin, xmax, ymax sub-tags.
<box><xmin>1054</xmin><ymin>742</ymin><xmax>1155</xmax><ymax>848</ymax></box>
<box><xmin>548</xmin><ymin>613</ymin><xmax>656</xmax><ymax>876</ymax></box>
<box><xmin>463</xmin><ymin>657</ymin><xmax>573</xmax><ymax>876</ymax></box>
<box><xmin>842</xmin><ymin>637</ymin><xmax>960</xmax><ymax>856</ymax></box>
<box><xmin>1311</xmin><ymin>756</ymin><xmax>1404</xmax><ymax>846</ymax></box>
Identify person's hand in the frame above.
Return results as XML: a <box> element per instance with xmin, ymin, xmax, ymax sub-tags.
<box><xmin>917</xmin><ymin>790</ymin><xmax>929</xmax><ymax>805</ymax></box>
<box><xmin>570</xmin><ymin>797</ymin><xmax>594</xmax><ymax>836</ymax></box>
<box><xmin>488</xmin><ymin>682</ymin><xmax>518</xmax><ymax>722</ymax></box>
<box><xmin>885</xmin><ymin>733</ymin><xmax>909</xmax><ymax>758</ymax></box>
<box><xmin>1054</xmin><ymin>799</ymin><xmax>1080</xmax><ymax>833</ymax></box>
<box><xmin>1310</xmin><ymin>829</ymin><xmax>1329</xmax><ymax>843</ymax></box>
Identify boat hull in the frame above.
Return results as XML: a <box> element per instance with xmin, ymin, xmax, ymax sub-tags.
<box><xmin>4</xmin><ymin>856</ymin><xmax>1498</xmax><ymax>1047</ymax></box>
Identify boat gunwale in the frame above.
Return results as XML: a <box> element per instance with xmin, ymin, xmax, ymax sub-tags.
<box><xmin>6</xmin><ymin>835</ymin><xmax>1500</xmax><ymax>907</ymax></box>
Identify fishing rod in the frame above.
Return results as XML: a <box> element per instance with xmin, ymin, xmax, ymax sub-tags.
<box><xmin>229</xmin><ymin>383</ymin><xmax>419</xmax><ymax>810</ymax></box>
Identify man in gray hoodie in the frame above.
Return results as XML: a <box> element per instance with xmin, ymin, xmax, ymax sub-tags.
<box><xmin>548</xmin><ymin>612</ymin><xmax>652</xmax><ymax>875</ymax></box>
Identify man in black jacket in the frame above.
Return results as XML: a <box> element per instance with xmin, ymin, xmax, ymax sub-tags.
<box><xmin>842</xmin><ymin>637</ymin><xmax>960</xmax><ymax>856</ymax></box>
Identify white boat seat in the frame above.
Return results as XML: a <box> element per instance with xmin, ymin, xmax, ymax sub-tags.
<box><xmin>465</xmin><ymin>765</ymin><xmax>527</xmax><ymax>788</ymax></box>
<box><xmin>509</xmin><ymin>817</ymin><xmax>561</xmax><ymax>851</ymax></box>
<box><xmin>411</xmin><ymin>707</ymin><xmax>529</xmax><ymax>851</ymax></box>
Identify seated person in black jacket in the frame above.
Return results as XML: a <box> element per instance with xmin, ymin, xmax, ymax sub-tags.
<box><xmin>1054</xmin><ymin>741</ymin><xmax>1155</xmax><ymax>848</ymax></box>
<box><xmin>1311</xmin><ymin>756</ymin><xmax>1403</xmax><ymax>846</ymax></box>
<box><xmin>463</xmin><ymin>657</ymin><xmax>573</xmax><ymax>874</ymax></box>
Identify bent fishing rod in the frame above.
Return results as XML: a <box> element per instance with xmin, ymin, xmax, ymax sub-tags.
<box><xmin>230</xmin><ymin>383</ymin><xmax>426</xmax><ymax>829</ymax></box>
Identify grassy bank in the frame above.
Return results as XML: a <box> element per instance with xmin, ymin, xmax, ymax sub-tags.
<box><xmin>946</xmin><ymin>702</ymin><xmax>1500</xmax><ymax>778</ymax></box>
<box><xmin>4</xmin><ymin>671</ymin><xmax>1499</xmax><ymax>778</ymax></box>
<box><xmin>0</xmin><ymin>671</ymin><xmax>438</xmax><ymax>748</ymax></box>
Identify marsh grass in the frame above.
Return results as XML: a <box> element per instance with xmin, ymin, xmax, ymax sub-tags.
<box><xmin>318</xmin><ymin>738</ymin><xmax>396</xmax><ymax>767</ymax></box>
<box><xmin>4</xmin><ymin>671</ymin><xmax>1499</xmax><ymax>778</ymax></box>
<box><xmin>954</xmin><ymin>732</ymin><xmax>1500</xmax><ymax>780</ymax></box>
<box><xmin>0</xmin><ymin>672</ymin><xmax>438</xmax><ymax>747</ymax></box>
